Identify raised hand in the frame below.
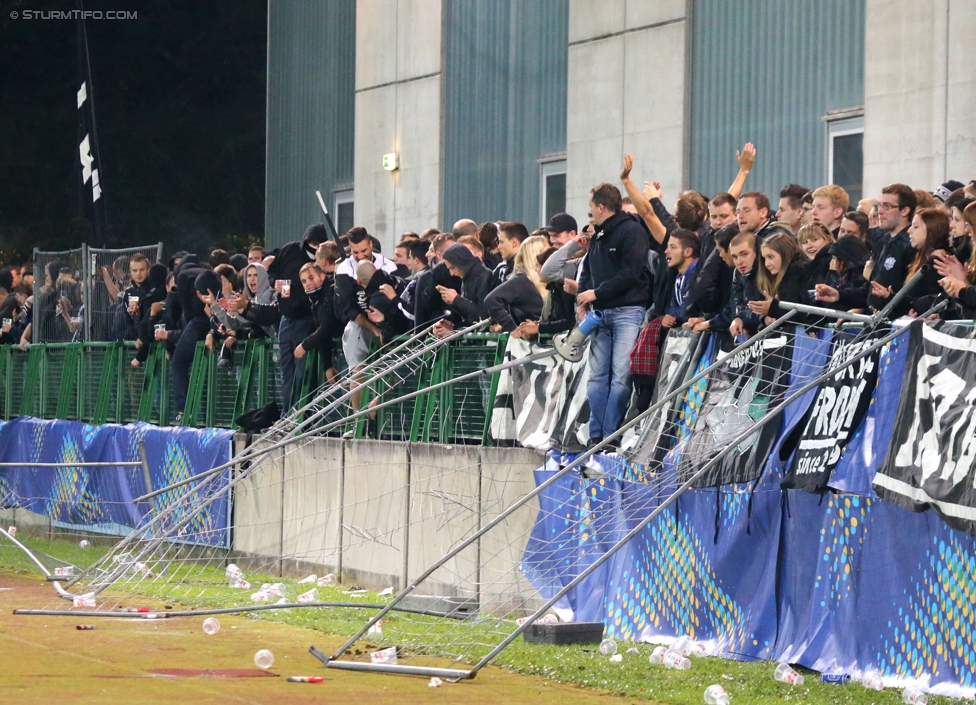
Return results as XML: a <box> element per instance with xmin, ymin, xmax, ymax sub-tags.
<box><xmin>620</xmin><ymin>153</ymin><xmax>634</xmax><ymax>181</ymax></box>
<box><xmin>736</xmin><ymin>142</ymin><xmax>756</xmax><ymax>172</ymax></box>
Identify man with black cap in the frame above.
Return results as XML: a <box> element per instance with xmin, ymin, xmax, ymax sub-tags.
<box><xmin>432</xmin><ymin>243</ymin><xmax>492</xmax><ymax>336</ymax></box>
<box><xmin>544</xmin><ymin>212</ymin><xmax>578</xmax><ymax>248</ymax></box>
<box><xmin>934</xmin><ymin>180</ymin><xmax>965</xmax><ymax>210</ymax></box>
<box><xmin>267</xmin><ymin>223</ymin><xmax>326</xmax><ymax>409</ymax></box>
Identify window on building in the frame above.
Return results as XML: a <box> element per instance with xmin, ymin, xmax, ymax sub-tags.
<box><xmin>540</xmin><ymin>158</ymin><xmax>567</xmax><ymax>226</ymax></box>
<box><xmin>827</xmin><ymin>116</ymin><xmax>863</xmax><ymax>205</ymax></box>
<box><xmin>334</xmin><ymin>187</ymin><xmax>354</xmax><ymax>236</ymax></box>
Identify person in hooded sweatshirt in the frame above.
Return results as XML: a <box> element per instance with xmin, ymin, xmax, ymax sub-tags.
<box><xmin>171</xmin><ymin>260</ymin><xmax>215</xmax><ymax>422</ymax></box>
<box><xmin>359</xmin><ymin>261</ymin><xmax>411</xmax><ymax>342</ymax></box>
<box><xmin>267</xmin><ymin>223</ymin><xmax>326</xmax><ymax>408</ymax></box>
<box><xmin>432</xmin><ymin>243</ymin><xmax>492</xmax><ymax>336</ymax></box>
<box><xmin>131</xmin><ymin>262</ymin><xmax>170</xmax><ymax>367</ymax></box>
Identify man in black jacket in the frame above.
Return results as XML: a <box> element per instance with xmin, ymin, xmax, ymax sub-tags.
<box><xmin>295</xmin><ymin>255</ymin><xmax>341</xmax><ymax>385</ymax></box>
<box><xmin>432</xmin><ymin>244</ymin><xmax>492</xmax><ymax>336</ymax></box>
<box><xmin>171</xmin><ymin>261</ymin><xmax>215</xmax><ymax>421</ymax></box>
<box><xmin>488</xmin><ymin>222</ymin><xmax>529</xmax><ymax>291</ymax></box>
<box><xmin>577</xmin><ymin>183</ymin><xmax>649</xmax><ymax>445</ymax></box>
<box><xmin>686</xmin><ymin>222</ymin><xmax>737</xmax><ymax>334</ymax></box>
<box><xmin>267</xmin><ymin>223</ymin><xmax>325</xmax><ymax>409</ymax></box>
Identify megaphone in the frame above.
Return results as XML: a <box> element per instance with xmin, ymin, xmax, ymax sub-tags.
<box><xmin>553</xmin><ymin>309</ymin><xmax>604</xmax><ymax>362</ymax></box>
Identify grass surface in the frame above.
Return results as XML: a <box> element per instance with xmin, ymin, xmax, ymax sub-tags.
<box><xmin>1</xmin><ymin>536</ymin><xmax>971</xmax><ymax>705</ymax></box>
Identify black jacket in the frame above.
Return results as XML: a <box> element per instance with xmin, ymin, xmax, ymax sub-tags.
<box><xmin>485</xmin><ymin>271</ymin><xmax>544</xmax><ymax>333</ymax></box>
<box><xmin>176</xmin><ymin>263</ymin><xmax>208</xmax><ymax>323</ymax></box>
<box><xmin>687</xmin><ymin>249</ymin><xmax>733</xmax><ymax>320</ymax></box>
<box><xmin>539</xmin><ymin>281</ymin><xmax>576</xmax><ymax>336</ymax></box>
<box><xmin>489</xmin><ymin>257</ymin><xmax>514</xmax><ymax>292</ymax></box>
<box><xmin>452</xmin><ymin>263</ymin><xmax>492</xmax><ymax>325</ymax></box>
<box><xmin>413</xmin><ymin>263</ymin><xmax>460</xmax><ymax>328</ymax></box>
<box><xmin>731</xmin><ymin>263</ymin><xmax>764</xmax><ymax>334</ymax></box>
<box><xmin>578</xmin><ymin>210</ymin><xmax>650</xmax><ymax>310</ymax></box>
<box><xmin>301</xmin><ymin>273</ymin><xmax>340</xmax><ymax>352</ymax></box>
<box><xmin>842</xmin><ymin>228</ymin><xmax>915</xmax><ymax>315</ymax></box>
<box><xmin>804</xmin><ymin>247</ymin><xmax>833</xmax><ymax>290</ymax></box>
<box><xmin>334</xmin><ymin>253</ymin><xmax>398</xmax><ymax>324</ymax></box>
<box><xmin>366</xmin><ymin>271</ymin><xmax>412</xmax><ymax>341</ymax></box>
<box><xmin>266</xmin><ymin>226</ymin><xmax>321</xmax><ymax>320</ymax></box>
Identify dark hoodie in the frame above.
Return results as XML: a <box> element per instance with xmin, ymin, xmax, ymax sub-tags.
<box><xmin>731</xmin><ymin>261</ymin><xmax>764</xmax><ymax>334</ymax></box>
<box><xmin>365</xmin><ymin>270</ymin><xmax>411</xmax><ymax>340</ymax></box>
<box><xmin>175</xmin><ymin>255</ymin><xmax>208</xmax><ymax>323</ymax></box>
<box><xmin>577</xmin><ymin>210</ymin><xmax>650</xmax><ymax>310</ymax></box>
<box><xmin>441</xmin><ymin>244</ymin><xmax>492</xmax><ymax>325</ymax></box>
<box><xmin>134</xmin><ymin>263</ymin><xmax>170</xmax><ymax>362</ymax></box>
<box><xmin>413</xmin><ymin>262</ymin><xmax>462</xmax><ymax>328</ymax></box>
<box><xmin>267</xmin><ymin>223</ymin><xmax>326</xmax><ymax>319</ymax></box>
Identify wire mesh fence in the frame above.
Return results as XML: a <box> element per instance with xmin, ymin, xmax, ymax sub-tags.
<box><xmin>85</xmin><ymin>244</ymin><xmax>163</xmax><ymax>343</ymax></box>
<box><xmin>33</xmin><ymin>248</ymin><xmax>85</xmax><ymax>344</ymax></box>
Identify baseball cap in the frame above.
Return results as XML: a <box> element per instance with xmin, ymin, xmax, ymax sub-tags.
<box><xmin>544</xmin><ymin>212</ymin><xmax>578</xmax><ymax>234</ymax></box>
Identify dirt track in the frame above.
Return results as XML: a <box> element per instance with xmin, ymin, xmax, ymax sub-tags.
<box><xmin>0</xmin><ymin>571</ymin><xmax>645</xmax><ymax>704</ymax></box>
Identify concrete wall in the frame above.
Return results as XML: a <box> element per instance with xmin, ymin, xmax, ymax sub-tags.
<box><xmin>565</xmin><ymin>0</ymin><xmax>689</xmax><ymax>221</ymax></box>
<box><xmin>353</xmin><ymin>0</ymin><xmax>442</xmax><ymax>251</ymax></box>
<box><xmin>231</xmin><ymin>437</ymin><xmax>545</xmax><ymax>610</ymax></box>
<box><xmin>864</xmin><ymin>0</ymin><xmax>976</xmax><ymax>195</ymax></box>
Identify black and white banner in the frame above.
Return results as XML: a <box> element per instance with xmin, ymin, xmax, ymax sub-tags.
<box><xmin>490</xmin><ymin>337</ymin><xmax>589</xmax><ymax>452</ymax></box>
<box><xmin>875</xmin><ymin>323</ymin><xmax>976</xmax><ymax>534</ymax></box>
<box><xmin>76</xmin><ymin>17</ymin><xmax>106</xmax><ymax>243</ymax></box>
<box><xmin>782</xmin><ymin>329</ymin><xmax>883</xmax><ymax>493</ymax></box>
<box><xmin>684</xmin><ymin>331</ymin><xmax>794</xmax><ymax>487</ymax></box>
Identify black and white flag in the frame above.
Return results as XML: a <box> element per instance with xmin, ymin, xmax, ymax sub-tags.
<box><xmin>76</xmin><ymin>16</ymin><xmax>106</xmax><ymax>243</ymax></box>
<box><xmin>875</xmin><ymin>323</ymin><xmax>976</xmax><ymax>534</ymax></box>
<box><xmin>782</xmin><ymin>328</ymin><xmax>883</xmax><ymax>493</ymax></box>
<box><xmin>490</xmin><ymin>337</ymin><xmax>589</xmax><ymax>452</ymax></box>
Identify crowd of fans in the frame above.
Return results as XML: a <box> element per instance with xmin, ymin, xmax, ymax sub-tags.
<box><xmin>2</xmin><ymin>143</ymin><xmax>975</xmax><ymax>437</ymax></box>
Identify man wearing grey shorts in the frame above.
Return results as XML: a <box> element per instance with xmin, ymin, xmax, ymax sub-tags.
<box><xmin>334</xmin><ymin>228</ymin><xmax>398</xmax><ymax>437</ymax></box>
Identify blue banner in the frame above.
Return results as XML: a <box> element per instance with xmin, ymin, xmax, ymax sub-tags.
<box><xmin>0</xmin><ymin>417</ymin><xmax>233</xmax><ymax>547</ymax></box>
<box><xmin>521</xmin><ymin>326</ymin><xmax>976</xmax><ymax>698</ymax></box>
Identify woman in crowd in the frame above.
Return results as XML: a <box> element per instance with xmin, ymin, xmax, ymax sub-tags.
<box><xmin>938</xmin><ymin>202</ymin><xmax>976</xmax><ymax>318</ymax></box>
<box><xmin>746</xmin><ymin>229</ymin><xmax>809</xmax><ymax>326</ymax></box>
<box><xmin>796</xmin><ymin>223</ymin><xmax>834</xmax><ymax>289</ymax></box>
<box><xmin>485</xmin><ymin>235</ymin><xmax>547</xmax><ymax>333</ymax></box>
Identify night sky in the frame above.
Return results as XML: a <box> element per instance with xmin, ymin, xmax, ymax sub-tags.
<box><xmin>0</xmin><ymin>0</ymin><xmax>267</xmax><ymax>264</ymax></box>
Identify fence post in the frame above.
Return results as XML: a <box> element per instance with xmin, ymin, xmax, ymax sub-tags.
<box><xmin>55</xmin><ymin>345</ymin><xmax>81</xmax><ymax>419</ymax></box>
<box><xmin>93</xmin><ymin>343</ymin><xmax>121</xmax><ymax>424</ymax></box>
<box><xmin>182</xmin><ymin>340</ymin><xmax>209</xmax><ymax>427</ymax></box>
<box><xmin>20</xmin><ymin>345</ymin><xmax>44</xmax><ymax>417</ymax></box>
<box><xmin>480</xmin><ymin>335</ymin><xmax>508</xmax><ymax>446</ymax></box>
<box><xmin>0</xmin><ymin>346</ymin><xmax>10</xmax><ymax>419</ymax></box>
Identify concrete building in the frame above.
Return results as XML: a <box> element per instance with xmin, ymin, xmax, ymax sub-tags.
<box><xmin>264</xmin><ymin>0</ymin><xmax>976</xmax><ymax>250</ymax></box>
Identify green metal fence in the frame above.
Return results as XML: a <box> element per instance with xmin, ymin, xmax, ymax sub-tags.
<box><xmin>0</xmin><ymin>333</ymin><xmax>510</xmax><ymax>445</ymax></box>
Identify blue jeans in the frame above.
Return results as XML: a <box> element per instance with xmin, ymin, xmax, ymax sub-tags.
<box><xmin>586</xmin><ymin>306</ymin><xmax>644</xmax><ymax>440</ymax></box>
<box><xmin>278</xmin><ymin>315</ymin><xmax>317</xmax><ymax>410</ymax></box>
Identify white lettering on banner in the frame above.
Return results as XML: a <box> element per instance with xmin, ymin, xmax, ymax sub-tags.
<box><xmin>77</xmin><ymin>82</ymin><xmax>87</xmax><ymax>108</ymax></box>
<box><xmin>895</xmin><ymin>357</ymin><xmax>976</xmax><ymax>489</ymax></box>
<box><xmin>91</xmin><ymin>168</ymin><xmax>101</xmax><ymax>202</ymax></box>
<box><xmin>79</xmin><ymin>134</ymin><xmax>93</xmax><ymax>182</ymax></box>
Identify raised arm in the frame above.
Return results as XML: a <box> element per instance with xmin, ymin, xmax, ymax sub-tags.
<box><xmin>727</xmin><ymin>142</ymin><xmax>755</xmax><ymax>199</ymax></box>
<box><xmin>620</xmin><ymin>154</ymin><xmax>668</xmax><ymax>245</ymax></box>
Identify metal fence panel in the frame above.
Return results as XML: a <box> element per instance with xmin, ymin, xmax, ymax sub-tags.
<box><xmin>32</xmin><ymin>248</ymin><xmax>85</xmax><ymax>344</ymax></box>
<box><xmin>85</xmin><ymin>244</ymin><xmax>163</xmax><ymax>343</ymax></box>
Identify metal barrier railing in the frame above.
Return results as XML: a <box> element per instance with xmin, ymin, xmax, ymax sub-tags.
<box><xmin>0</xmin><ymin>333</ymin><xmax>509</xmax><ymax>444</ymax></box>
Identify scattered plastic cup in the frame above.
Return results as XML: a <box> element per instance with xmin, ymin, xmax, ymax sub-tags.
<box><xmin>7</xmin><ymin>526</ymin><xmax>16</xmax><ymax>537</ymax></box>
<box><xmin>73</xmin><ymin>592</ymin><xmax>96</xmax><ymax>608</ymax></box>
<box><xmin>903</xmin><ymin>685</ymin><xmax>927</xmax><ymax>704</ymax></box>
<box><xmin>861</xmin><ymin>669</ymin><xmax>884</xmax><ymax>692</ymax></box>
<box><xmin>202</xmin><ymin>617</ymin><xmax>220</xmax><ymax>635</ymax></box>
<box><xmin>704</xmin><ymin>684</ymin><xmax>731</xmax><ymax>705</ymax></box>
<box><xmin>79</xmin><ymin>539</ymin><xmax>90</xmax><ymax>550</ymax></box>
<box><xmin>541</xmin><ymin>613</ymin><xmax>558</xmax><ymax>625</ymax></box>
<box><xmin>773</xmin><ymin>662</ymin><xmax>804</xmax><ymax>685</ymax></box>
<box><xmin>428</xmin><ymin>677</ymin><xmax>443</xmax><ymax>688</ymax></box>
<box><xmin>370</xmin><ymin>646</ymin><xmax>398</xmax><ymax>665</ymax></box>
<box><xmin>626</xmin><ymin>647</ymin><xmax>640</xmax><ymax>655</ymax></box>
<box><xmin>663</xmin><ymin>650</ymin><xmax>692</xmax><ymax>670</ymax></box>
<box><xmin>316</xmin><ymin>573</ymin><xmax>336</xmax><ymax>587</ymax></box>
<box><xmin>254</xmin><ymin>649</ymin><xmax>274</xmax><ymax>670</ymax></box>
<box><xmin>297</xmin><ymin>588</ymin><xmax>318</xmax><ymax>603</ymax></box>
<box><xmin>298</xmin><ymin>574</ymin><xmax>317</xmax><ymax>584</ymax></box>
<box><xmin>649</xmin><ymin>646</ymin><xmax>668</xmax><ymax>665</ymax></box>
<box><xmin>225</xmin><ymin>564</ymin><xmax>241</xmax><ymax>579</ymax></box>
<box><xmin>609</xmin><ymin>654</ymin><xmax>623</xmax><ymax>663</ymax></box>
<box><xmin>368</xmin><ymin>622</ymin><xmax>383</xmax><ymax>637</ymax></box>
<box><xmin>599</xmin><ymin>638</ymin><xmax>617</xmax><ymax>656</ymax></box>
